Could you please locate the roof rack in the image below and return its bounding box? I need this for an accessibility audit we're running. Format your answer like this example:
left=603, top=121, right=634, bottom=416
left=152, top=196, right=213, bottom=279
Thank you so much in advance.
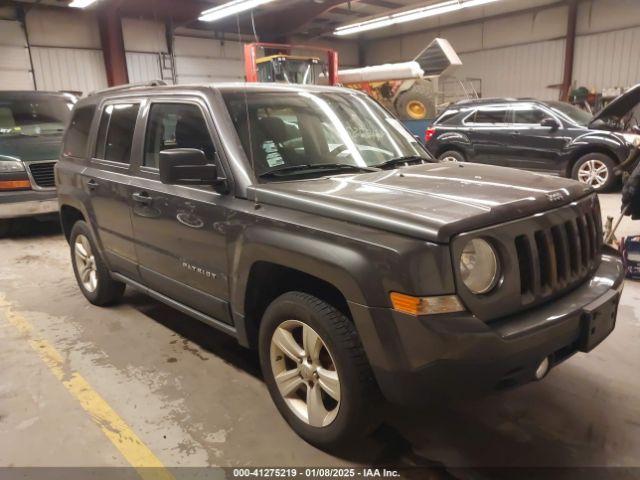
left=88, top=80, right=168, bottom=96
left=454, top=97, right=519, bottom=105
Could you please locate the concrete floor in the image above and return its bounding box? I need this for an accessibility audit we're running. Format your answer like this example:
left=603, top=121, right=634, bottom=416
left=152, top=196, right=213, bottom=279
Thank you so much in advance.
left=1, top=193, right=639, bottom=475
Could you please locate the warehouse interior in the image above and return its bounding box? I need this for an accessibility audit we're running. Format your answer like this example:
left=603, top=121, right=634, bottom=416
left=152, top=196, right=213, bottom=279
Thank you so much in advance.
left=1, top=0, right=640, bottom=477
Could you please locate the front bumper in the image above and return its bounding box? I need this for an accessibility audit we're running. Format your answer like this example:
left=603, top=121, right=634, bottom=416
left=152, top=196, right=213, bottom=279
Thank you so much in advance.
left=350, top=251, right=625, bottom=405
left=0, top=190, right=58, bottom=220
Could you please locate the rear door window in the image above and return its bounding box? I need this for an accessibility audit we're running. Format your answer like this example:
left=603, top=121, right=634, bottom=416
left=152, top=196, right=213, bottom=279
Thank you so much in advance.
left=94, top=103, right=140, bottom=163
left=64, top=105, right=96, bottom=157
left=469, top=108, right=509, bottom=124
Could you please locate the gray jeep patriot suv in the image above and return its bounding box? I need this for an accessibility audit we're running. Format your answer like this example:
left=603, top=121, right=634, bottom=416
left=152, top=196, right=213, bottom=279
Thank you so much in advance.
left=56, top=82, right=625, bottom=450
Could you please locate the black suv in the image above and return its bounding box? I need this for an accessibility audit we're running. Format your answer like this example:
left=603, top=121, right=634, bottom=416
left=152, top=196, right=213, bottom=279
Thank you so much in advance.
left=0, top=91, right=76, bottom=236
left=425, top=91, right=640, bottom=191
left=56, top=83, right=624, bottom=450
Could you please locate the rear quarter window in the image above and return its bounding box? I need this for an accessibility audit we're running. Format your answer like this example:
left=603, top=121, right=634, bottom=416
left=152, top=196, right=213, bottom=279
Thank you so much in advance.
left=434, top=110, right=459, bottom=125
left=63, top=105, right=96, bottom=158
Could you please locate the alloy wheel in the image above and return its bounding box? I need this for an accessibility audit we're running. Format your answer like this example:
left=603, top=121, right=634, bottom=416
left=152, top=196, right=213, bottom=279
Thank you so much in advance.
left=270, top=320, right=341, bottom=428
left=74, top=234, right=98, bottom=293
left=577, top=159, right=609, bottom=189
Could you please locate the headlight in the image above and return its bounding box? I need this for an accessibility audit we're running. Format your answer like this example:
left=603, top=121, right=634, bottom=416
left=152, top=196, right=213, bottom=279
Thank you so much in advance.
left=621, top=133, right=640, bottom=147
left=0, top=158, right=25, bottom=173
left=460, top=239, right=499, bottom=294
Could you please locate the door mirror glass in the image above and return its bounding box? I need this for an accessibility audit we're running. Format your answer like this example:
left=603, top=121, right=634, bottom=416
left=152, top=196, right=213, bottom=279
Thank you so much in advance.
left=541, top=117, right=561, bottom=130
left=159, top=148, right=222, bottom=186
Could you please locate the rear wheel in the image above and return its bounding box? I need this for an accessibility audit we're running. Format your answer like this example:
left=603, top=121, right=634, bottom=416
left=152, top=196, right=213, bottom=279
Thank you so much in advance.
left=70, top=220, right=125, bottom=306
left=571, top=153, right=617, bottom=191
left=438, top=150, right=466, bottom=163
left=259, top=292, right=380, bottom=450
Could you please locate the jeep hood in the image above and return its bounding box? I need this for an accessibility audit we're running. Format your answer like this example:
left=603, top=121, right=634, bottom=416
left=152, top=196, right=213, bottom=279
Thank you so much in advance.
left=0, top=133, right=63, bottom=162
left=590, top=83, right=640, bottom=128
left=252, top=163, right=592, bottom=243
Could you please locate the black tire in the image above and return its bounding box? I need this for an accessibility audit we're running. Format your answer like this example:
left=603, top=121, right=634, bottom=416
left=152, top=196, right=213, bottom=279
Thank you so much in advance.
left=571, top=153, right=618, bottom=192
left=0, top=220, right=11, bottom=238
left=69, top=220, right=125, bottom=306
left=394, top=79, right=436, bottom=120
left=259, top=291, right=380, bottom=450
left=438, top=150, right=466, bottom=163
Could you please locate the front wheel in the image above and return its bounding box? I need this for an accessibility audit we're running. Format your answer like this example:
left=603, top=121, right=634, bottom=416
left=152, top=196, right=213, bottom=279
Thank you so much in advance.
left=571, top=153, right=618, bottom=191
left=259, top=292, right=380, bottom=450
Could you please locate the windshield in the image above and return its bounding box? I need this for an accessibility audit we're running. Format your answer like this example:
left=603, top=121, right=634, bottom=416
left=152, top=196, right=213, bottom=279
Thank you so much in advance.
left=222, top=90, right=432, bottom=180
left=546, top=101, right=593, bottom=127
left=0, top=95, right=74, bottom=137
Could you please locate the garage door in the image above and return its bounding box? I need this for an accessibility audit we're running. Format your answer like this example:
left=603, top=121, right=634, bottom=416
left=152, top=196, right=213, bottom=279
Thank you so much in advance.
left=26, top=9, right=108, bottom=95
left=122, top=19, right=174, bottom=84
left=30, top=47, right=107, bottom=94
left=0, top=19, right=34, bottom=90
left=174, top=36, right=244, bottom=84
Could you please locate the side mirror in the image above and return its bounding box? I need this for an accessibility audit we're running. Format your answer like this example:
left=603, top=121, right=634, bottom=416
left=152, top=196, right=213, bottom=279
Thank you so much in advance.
left=541, top=117, right=561, bottom=130
left=159, top=148, right=224, bottom=187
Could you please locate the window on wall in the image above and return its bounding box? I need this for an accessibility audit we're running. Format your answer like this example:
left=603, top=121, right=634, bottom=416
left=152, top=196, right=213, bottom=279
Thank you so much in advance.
left=64, top=105, right=96, bottom=158
left=144, top=103, right=215, bottom=169
left=512, top=106, right=547, bottom=124
left=94, top=103, right=140, bottom=163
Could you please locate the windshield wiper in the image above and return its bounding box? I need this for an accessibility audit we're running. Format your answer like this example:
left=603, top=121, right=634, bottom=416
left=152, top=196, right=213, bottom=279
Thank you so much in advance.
left=258, top=163, right=378, bottom=179
left=374, top=155, right=430, bottom=170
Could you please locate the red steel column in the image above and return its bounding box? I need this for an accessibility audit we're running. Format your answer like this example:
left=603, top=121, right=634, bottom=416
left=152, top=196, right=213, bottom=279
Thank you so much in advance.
left=98, top=8, right=128, bottom=86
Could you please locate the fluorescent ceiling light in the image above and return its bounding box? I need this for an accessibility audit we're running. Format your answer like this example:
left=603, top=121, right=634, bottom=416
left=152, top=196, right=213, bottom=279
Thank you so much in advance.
left=199, top=0, right=277, bottom=22
left=68, top=0, right=99, bottom=8
left=334, top=0, right=502, bottom=36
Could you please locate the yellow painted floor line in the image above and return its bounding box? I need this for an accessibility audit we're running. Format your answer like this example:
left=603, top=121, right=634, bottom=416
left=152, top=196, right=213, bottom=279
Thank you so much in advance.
left=0, top=295, right=175, bottom=480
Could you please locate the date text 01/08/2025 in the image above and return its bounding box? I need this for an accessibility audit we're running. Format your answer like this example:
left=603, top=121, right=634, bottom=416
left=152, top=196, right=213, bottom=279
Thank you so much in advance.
left=231, top=468, right=400, bottom=478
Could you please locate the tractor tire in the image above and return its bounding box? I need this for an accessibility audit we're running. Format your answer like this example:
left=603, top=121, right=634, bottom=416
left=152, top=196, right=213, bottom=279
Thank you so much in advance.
left=394, top=80, right=436, bottom=121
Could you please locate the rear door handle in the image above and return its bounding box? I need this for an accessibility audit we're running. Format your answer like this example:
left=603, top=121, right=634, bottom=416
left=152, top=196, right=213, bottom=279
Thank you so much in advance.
left=132, top=191, right=153, bottom=205
left=87, top=179, right=99, bottom=191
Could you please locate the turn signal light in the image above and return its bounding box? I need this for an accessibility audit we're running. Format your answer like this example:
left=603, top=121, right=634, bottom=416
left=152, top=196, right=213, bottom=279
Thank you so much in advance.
left=424, top=127, right=436, bottom=143
left=0, top=179, right=31, bottom=191
left=390, top=292, right=465, bottom=316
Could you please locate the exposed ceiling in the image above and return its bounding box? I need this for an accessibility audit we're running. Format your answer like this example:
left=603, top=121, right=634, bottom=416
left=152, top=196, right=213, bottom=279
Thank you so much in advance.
left=7, top=0, right=565, bottom=41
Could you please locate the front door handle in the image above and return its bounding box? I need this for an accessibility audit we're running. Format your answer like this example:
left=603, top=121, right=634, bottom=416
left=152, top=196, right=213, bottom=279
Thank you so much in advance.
left=132, top=191, right=153, bottom=205
left=87, top=179, right=99, bottom=191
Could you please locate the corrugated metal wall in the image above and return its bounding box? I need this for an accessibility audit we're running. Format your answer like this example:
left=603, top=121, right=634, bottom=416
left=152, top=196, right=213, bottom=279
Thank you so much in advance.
left=362, top=0, right=640, bottom=101
left=574, top=26, right=640, bottom=91
left=458, top=40, right=566, bottom=100
left=0, top=19, right=34, bottom=90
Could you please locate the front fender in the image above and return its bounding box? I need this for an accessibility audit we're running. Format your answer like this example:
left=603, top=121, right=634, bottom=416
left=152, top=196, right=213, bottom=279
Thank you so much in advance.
left=567, top=131, right=630, bottom=163
left=229, top=225, right=374, bottom=313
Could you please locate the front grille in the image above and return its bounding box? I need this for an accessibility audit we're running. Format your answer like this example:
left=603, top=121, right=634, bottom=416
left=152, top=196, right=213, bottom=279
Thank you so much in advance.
left=28, top=162, right=56, bottom=188
left=515, top=204, right=602, bottom=304
left=452, top=194, right=603, bottom=322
